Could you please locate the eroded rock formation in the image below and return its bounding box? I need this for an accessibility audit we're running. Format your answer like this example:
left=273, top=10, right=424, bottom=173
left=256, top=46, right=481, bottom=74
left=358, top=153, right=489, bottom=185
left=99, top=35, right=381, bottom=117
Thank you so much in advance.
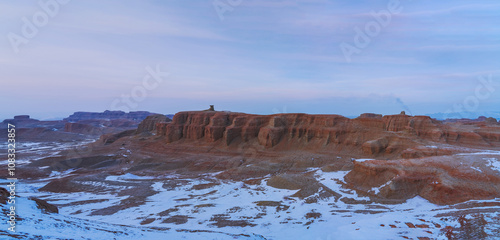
left=156, top=111, right=500, bottom=158
left=344, top=155, right=500, bottom=205
left=135, top=114, right=171, bottom=134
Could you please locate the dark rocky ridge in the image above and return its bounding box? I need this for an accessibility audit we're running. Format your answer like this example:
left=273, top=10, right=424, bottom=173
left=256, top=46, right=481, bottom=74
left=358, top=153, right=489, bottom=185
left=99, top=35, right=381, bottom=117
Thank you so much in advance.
left=0, top=111, right=166, bottom=142
left=64, top=110, right=156, bottom=122
left=1, top=115, right=65, bottom=129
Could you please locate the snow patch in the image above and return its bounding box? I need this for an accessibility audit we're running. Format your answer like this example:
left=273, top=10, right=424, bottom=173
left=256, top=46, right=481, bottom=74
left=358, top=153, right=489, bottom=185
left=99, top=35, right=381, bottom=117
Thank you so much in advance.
left=355, top=158, right=375, bottom=162
left=370, top=180, right=392, bottom=195
left=49, top=168, right=76, bottom=177
left=470, top=166, right=483, bottom=172
left=105, top=173, right=154, bottom=182
left=458, top=151, right=500, bottom=156
left=485, top=158, right=500, bottom=172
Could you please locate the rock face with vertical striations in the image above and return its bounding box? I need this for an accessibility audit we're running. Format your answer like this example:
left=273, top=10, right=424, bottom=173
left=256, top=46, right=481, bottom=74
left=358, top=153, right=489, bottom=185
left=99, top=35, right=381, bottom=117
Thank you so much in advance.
left=144, top=111, right=500, bottom=205
left=156, top=111, right=500, bottom=158
left=135, top=114, right=171, bottom=134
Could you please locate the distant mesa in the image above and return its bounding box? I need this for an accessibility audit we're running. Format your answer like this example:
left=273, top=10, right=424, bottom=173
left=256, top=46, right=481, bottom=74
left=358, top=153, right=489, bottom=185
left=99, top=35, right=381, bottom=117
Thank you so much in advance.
left=443, top=116, right=498, bottom=124
left=64, top=110, right=155, bottom=122
left=155, top=110, right=500, bottom=156
left=2, top=115, right=45, bottom=128
left=4, top=115, right=39, bottom=123
left=63, top=111, right=165, bottom=137
left=0, top=110, right=169, bottom=142
left=14, top=115, right=31, bottom=120
left=429, top=111, right=500, bottom=121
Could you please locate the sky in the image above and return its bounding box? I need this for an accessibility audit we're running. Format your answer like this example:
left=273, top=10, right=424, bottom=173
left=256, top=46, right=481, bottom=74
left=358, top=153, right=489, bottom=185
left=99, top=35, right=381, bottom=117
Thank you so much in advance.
left=1, top=0, right=500, bottom=120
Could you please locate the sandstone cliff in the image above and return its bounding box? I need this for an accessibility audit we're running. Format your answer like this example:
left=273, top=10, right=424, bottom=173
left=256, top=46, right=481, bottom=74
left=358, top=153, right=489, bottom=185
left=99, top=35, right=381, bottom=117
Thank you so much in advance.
left=156, top=111, right=500, bottom=158
left=135, top=114, right=171, bottom=134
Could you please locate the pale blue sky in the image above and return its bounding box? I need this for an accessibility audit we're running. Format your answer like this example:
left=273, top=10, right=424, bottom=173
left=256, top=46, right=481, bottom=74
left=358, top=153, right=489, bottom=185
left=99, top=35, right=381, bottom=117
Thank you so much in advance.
left=1, top=0, right=499, bottom=120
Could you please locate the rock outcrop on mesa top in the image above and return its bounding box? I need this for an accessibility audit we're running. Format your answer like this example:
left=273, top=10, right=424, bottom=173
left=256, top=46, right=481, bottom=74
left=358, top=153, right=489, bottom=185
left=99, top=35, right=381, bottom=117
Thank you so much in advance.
left=156, top=111, right=500, bottom=159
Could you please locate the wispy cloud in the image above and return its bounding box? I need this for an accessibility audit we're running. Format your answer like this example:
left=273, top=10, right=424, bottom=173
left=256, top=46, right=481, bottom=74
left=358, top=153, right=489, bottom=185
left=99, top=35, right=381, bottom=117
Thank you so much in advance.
left=1, top=0, right=499, bottom=120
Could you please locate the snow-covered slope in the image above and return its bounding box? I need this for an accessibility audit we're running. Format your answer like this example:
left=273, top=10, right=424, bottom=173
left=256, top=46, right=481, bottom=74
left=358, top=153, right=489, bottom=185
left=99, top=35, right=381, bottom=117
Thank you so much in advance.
left=2, top=143, right=500, bottom=239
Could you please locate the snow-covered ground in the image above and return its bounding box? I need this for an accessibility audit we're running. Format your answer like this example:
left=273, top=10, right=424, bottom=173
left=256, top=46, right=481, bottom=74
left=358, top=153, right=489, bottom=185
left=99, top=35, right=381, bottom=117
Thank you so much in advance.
left=2, top=174, right=443, bottom=240
left=6, top=169, right=500, bottom=239
left=1, top=195, right=265, bottom=239
left=0, top=139, right=96, bottom=166
left=2, top=144, right=500, bottom=239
